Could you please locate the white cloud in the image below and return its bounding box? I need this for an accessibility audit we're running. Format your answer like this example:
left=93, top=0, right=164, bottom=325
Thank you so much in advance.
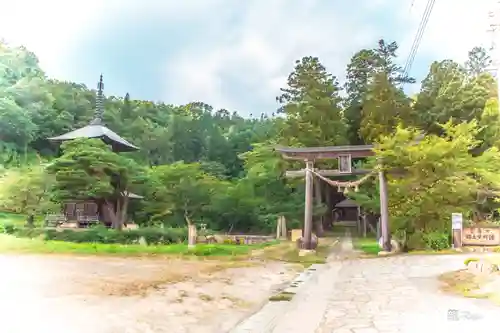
left=0, top=0, right=225, bottom=81
left=164, top=0, right=495, bottom=114
left=0, top=0, right=494, bottom=115
left=164, top=0, right=381, bottom=112
left=398, top=0, right=492, bottom=68
left=0, top=0, right=106, bottom=80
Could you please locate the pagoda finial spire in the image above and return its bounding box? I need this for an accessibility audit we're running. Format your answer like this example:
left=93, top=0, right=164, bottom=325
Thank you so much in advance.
left=90, top=74, right=105, bottom=125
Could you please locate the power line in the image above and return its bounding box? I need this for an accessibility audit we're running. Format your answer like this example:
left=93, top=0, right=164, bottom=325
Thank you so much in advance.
left=403, top=0, right=432, bottom=74
left=403, top=0, right=436, bottom=75
left=402, top=0, right=436, bottom=79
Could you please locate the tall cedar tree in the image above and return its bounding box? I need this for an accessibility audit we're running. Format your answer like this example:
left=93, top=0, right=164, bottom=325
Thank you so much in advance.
left=277, top=56, right=348, bottom=147
left=344, top=39, right=414, bottom=144
left=359, top=72, right=413, bottom=143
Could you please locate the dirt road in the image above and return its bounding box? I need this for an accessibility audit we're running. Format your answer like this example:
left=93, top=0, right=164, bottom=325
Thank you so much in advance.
left=0, top=254, right=298, bottom=333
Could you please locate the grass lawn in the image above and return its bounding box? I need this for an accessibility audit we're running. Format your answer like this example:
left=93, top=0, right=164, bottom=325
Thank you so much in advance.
left=438, top=256, right=500, bottom=305
left=257, top=237, right=338, bottom=267
left=0, top=211, right=280, bottom=258
left=353, top=236, right=461, bottom=256
left=352, top=237, right=380, bottom=255
left=439, top=255, right=500, bottom=305
left=438, top=270, right=488, bottom=298
left=0, top=211, right=333, bottom=265
left=0, top=211, right=47, bottom=228
left=0, top=211, right=33, bottom=226
left=0, top=234, right=278, bottom=258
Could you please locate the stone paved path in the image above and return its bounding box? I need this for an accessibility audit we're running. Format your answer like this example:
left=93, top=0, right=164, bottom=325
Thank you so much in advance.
left=231, top=239, right=500, bottom=333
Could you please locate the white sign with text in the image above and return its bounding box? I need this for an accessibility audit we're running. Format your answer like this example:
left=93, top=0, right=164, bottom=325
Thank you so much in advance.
left=451, top=213, right=463, bottom=230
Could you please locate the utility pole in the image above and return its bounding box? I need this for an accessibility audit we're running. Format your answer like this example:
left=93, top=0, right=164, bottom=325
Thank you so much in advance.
left=488, top=1, right=500, bottom=111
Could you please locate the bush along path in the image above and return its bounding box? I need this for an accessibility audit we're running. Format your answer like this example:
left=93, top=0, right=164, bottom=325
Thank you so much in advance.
left=0, top=224, right=191, bottom=244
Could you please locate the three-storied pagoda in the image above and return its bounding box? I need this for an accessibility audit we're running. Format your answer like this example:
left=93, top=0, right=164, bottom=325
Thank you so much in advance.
left=48, top=75, right=141, bottom=228
left=49, top=75, right=139, bottom=152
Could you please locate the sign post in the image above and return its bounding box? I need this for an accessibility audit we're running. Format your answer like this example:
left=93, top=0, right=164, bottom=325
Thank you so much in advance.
left=451, top=213, right=463, bottom=249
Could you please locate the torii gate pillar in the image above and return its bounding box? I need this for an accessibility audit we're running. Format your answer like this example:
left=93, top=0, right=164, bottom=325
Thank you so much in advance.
left=378, top=171, right=391, bottom=252
left=303, top=160, right=314, bottom=250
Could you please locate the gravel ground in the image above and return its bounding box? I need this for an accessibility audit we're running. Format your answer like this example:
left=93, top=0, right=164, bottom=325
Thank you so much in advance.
left=231, top=239, right=500, bottom=333
left=0, top=254, right=299, bottom=333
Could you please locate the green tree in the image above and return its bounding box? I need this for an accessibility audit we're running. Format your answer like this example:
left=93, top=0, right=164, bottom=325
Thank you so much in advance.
left=373, top=39, right=415, bottom=85
left=0, top=165, right=57, bottom=221
left=146, top=162, right=225, bottom=228
left=465, top=46, right=492, bottom=77
left=344, top=49, right=379, bottom=144
left=0, top=42, right=53, bottom=161
left=374, top=121, right=500, bottom=247
left=359, top=72, right=413, bottom=142
left=238, top=143, right=305, bottom=230
left=413, top=60, right=495, bottom=134
left=478, top=98, right=500, bottom=150
left=344, top=39, right=414, bottom=144
left=47, top=139, right=145, bottom=229
left=277, top=56, right=347, bottom=146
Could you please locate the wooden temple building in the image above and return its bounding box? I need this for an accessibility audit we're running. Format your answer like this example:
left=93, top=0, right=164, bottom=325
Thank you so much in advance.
left=276, top=145, right=392, bottom=252
left=47, top=75, right=142, bottom=228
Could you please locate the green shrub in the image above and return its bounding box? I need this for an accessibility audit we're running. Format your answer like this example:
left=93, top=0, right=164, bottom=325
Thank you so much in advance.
left=133, top=227, right=188, bottom=245
left=1, top=225, right=189, bottom=245
left=405, top=230, right=451, bottom=251
left=406, top=230, right=427, bottom=250
left=0, top=223, right=17, bottom=234
left=13, top=227, right=45, bottom=238
left=423, top=232, right=450, bottom=251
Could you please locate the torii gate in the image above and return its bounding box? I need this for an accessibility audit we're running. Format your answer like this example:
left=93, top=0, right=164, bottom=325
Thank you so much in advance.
left=276, top=145, right=391, bottom=252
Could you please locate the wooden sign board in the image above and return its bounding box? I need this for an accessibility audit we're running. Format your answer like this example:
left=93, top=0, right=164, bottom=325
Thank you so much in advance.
left=461, top=227, right=500, bottom=246
left=338, top=154, right=352, bottom=173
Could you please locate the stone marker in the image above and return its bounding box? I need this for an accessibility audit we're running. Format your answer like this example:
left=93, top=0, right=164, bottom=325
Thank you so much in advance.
left=276, top=216, right=287, bottom=240
left=188, top=224, right=197, bottom=249
left=138, top=236, right=147, bottom=246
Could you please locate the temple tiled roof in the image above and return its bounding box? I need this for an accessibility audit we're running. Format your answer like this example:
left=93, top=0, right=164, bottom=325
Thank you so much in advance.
left=49, top=124, right=139, bottom=152
left=48, top=75, right=139, bottom=152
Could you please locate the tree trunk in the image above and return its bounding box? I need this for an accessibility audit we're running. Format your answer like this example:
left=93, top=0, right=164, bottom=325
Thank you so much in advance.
left=104, top=200, right=123, bottom=230
left=120, top=196, right=129, bottom=227
left=185, top=214, right=197, bottom=248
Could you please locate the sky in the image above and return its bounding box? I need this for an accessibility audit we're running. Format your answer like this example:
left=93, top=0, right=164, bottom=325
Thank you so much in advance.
left=0, top=0, right=494, bottom=116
